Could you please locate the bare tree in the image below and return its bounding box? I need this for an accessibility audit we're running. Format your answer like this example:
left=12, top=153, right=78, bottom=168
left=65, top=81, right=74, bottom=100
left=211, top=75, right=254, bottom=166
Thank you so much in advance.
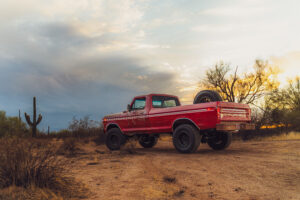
left=202, top=60, right=279, bottom=105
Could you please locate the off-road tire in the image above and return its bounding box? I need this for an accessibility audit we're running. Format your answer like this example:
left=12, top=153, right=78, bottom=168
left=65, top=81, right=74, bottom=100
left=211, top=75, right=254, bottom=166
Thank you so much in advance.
left=207, top=132, right=232, bottom=150
left=139, top=135, right=158, bottom=148
left=173, top=124, right=201, bottom=153
left=193, top=90, right=222, bottom=104
left=106, top=128, right=127, bottom=150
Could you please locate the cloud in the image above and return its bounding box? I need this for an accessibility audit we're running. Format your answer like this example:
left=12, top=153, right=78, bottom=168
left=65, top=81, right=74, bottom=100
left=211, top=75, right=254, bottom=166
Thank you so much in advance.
left=0, top=54, right=179, bottom=129
left=0, top=0, right=180, bottom=130
left=200, top=6, right=265, bottom=17
left=199, top=1, right=269, bottom=17
left=0, top=18, right=180, bottom=130
left=192, top=24, right=235, bottom=33
left=270, top=51, right=300, bottom=85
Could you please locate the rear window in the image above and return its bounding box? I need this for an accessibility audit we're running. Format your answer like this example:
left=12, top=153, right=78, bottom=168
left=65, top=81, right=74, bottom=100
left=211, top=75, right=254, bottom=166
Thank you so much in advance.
left=152, top=96, right=180, bottom=108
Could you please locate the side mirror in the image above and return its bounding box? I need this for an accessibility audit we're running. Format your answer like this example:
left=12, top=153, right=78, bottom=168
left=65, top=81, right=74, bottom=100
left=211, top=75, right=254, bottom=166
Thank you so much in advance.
left=127, top=104, right=131, bottom=112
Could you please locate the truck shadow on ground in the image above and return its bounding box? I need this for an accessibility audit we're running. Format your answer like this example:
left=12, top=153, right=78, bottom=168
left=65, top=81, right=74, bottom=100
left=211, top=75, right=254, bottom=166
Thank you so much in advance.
left=134, top=146, right=260, bottom=155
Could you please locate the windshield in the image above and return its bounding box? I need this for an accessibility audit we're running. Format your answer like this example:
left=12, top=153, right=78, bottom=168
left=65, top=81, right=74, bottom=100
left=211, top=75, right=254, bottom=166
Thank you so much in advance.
left=132, top=98, right=146, bottom=110
left=152, top=96, right=180, bottom=108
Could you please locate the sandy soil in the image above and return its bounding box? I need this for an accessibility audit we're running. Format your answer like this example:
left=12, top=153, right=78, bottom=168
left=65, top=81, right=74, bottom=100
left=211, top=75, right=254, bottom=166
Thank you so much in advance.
left=69, top=139, right=300, bottom=200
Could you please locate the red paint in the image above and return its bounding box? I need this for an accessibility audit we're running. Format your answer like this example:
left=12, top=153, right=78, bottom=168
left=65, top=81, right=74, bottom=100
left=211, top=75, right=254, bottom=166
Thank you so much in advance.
left=102, top=94, right=252, bottom=134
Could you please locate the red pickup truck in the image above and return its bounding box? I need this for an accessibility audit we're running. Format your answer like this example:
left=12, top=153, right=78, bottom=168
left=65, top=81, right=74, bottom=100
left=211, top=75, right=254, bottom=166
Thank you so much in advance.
left=103, top=90, right=254, bottom=153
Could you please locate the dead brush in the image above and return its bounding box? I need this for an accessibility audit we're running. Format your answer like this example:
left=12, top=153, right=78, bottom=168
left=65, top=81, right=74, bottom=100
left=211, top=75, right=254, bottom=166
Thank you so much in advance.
left=93, top=130, right=106, bottom=146
left=57, top=137, right=79, bottom=157
left=0, top=138, right=85, bottom=199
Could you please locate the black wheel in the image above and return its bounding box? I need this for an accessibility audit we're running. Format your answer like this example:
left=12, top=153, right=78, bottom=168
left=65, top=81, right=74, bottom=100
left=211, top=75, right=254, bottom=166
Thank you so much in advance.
left=193, top=90, right=222, bottom=104
left=172, top=124, right=201, bottom=153
left=105, top=128, right=127, bottom=150
left=207, top=132, right=232, bottom=150
left=139, top=135, right=158, bottom=148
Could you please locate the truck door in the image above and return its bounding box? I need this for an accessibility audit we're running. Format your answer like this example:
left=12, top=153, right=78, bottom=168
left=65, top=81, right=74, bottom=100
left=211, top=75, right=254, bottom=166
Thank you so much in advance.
left=128, top=97, right=147, bottom=132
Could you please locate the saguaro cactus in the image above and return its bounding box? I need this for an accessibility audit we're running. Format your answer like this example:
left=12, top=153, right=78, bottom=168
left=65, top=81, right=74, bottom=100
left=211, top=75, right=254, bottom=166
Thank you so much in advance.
left=25, top=97, right=42, bottom=137
left=18, top=109, right=21, bottom=122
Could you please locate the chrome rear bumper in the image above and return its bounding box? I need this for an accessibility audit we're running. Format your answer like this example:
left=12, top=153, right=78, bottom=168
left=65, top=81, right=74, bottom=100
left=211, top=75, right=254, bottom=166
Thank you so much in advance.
left=216, top=123, right=255, bottom=131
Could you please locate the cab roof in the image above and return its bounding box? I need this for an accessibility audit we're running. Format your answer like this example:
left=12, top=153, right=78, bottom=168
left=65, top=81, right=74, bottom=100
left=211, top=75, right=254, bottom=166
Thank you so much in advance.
left=134, top=93, right=179, bottom=99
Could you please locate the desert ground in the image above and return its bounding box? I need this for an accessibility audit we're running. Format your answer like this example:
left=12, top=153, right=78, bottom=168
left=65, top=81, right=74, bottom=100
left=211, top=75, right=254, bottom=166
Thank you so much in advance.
left=68, top=138, right=300, bottom=200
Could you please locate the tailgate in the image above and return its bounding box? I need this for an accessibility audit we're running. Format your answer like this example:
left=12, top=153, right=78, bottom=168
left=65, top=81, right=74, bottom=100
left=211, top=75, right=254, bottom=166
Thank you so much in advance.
left=217, top=101, right=251, bottom=122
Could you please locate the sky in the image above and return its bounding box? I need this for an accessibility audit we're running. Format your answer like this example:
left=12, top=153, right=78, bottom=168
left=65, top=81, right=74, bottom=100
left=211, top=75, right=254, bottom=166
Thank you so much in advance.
left=0, top=0, right=300, bottom=130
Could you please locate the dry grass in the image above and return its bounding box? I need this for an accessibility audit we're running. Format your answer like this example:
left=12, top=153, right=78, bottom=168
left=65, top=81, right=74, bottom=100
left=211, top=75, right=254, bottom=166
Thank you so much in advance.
left=0, top=186, right=61, bottom=200
left=57, top=137, right=79, bottom=157
left=0, top=138, right=87, bottom=199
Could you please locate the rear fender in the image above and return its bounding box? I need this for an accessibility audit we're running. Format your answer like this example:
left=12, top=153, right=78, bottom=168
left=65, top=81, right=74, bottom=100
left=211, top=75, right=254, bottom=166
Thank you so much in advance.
left=172, top=118, right=200, bottom=132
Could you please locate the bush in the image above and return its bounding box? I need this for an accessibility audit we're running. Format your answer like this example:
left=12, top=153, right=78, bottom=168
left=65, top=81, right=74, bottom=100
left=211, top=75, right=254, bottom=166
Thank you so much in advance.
left=263, top=77, right=300, bottom=131
left=234, top=128, right=299, bottom=141
left=68, top=116, right=101, bottom=138
left=93, top=129, right=106, bottom=145
left=57, top=137, right=78, bottom=156
left=0, top=111, right=28, bottom=138
left=45, top=117, right=104, bottom=141
left=0, top=138, right=84, bottom=198
left=0, top=138, right=61, bottom=188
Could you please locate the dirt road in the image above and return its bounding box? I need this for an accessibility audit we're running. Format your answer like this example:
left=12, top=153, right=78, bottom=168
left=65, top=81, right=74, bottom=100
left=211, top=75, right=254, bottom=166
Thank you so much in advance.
left=70, top=139, right=300, bottom=200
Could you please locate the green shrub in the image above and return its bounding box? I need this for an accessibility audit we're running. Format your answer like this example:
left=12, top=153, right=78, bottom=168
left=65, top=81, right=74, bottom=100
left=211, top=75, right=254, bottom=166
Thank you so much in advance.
left=0, top=111, right=28, bottom=138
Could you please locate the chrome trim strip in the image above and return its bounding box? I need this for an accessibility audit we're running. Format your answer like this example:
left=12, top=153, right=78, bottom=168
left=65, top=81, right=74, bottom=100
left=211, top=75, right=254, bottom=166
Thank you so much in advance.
left=149, top=109, right=207, bottom=117
left=105, top=108, right=209, bottom=121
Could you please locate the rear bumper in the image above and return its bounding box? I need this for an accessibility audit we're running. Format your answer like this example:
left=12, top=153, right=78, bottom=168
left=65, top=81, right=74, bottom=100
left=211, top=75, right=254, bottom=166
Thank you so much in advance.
left=216, top=122, right=255, bottom=131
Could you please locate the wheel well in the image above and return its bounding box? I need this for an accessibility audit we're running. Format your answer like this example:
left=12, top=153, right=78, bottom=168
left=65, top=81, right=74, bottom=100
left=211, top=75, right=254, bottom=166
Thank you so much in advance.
left=106, top=124, right=121, bottom=132
left=172, top=119, right=199, bottom=132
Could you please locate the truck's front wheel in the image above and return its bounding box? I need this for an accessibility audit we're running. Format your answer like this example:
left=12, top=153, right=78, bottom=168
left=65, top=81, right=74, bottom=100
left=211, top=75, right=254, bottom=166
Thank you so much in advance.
left=173, top=124, right=201, bottom=153
left=207, top=132, right=232, bottom=150
left=139, top=135, right=158, bottom=148
left=106, top=128, right=127, bottom=150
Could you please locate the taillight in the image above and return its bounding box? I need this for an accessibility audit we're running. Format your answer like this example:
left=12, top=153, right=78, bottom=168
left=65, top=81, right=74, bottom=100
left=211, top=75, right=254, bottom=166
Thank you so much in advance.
left=217, top=107, right=221, bottom=120
left=206, top=107, right=215, bottom=111
left=248, top=109, right=251, bottom=120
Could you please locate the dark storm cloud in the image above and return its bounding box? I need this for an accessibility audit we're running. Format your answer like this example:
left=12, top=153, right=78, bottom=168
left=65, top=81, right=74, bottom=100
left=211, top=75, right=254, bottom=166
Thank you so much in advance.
left=0, top=21, right=178, bottom=130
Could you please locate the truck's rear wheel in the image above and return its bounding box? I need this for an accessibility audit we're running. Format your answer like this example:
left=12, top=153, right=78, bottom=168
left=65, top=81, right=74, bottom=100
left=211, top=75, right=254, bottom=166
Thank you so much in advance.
left=194, top=90, right=222, bottom=104
left=139, top=135, right=158, bottom=148
left=106, top=128, right=126, bottom=150
left=207, top=132, right=232, bottom=150
left=173, top=124, right=201, bottom=153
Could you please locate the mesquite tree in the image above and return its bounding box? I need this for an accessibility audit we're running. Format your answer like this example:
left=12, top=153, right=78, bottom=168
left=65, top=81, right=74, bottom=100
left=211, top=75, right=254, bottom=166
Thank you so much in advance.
left=25, top=97, right=42, bottom=137
left=202, top=60, right=279, bottom=105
